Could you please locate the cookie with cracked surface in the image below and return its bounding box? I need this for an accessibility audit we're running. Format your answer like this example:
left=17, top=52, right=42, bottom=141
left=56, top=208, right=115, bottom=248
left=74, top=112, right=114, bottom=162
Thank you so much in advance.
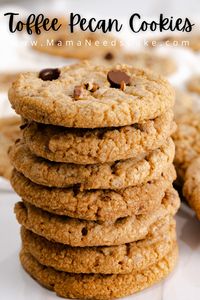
left=91, top=51, right=177, bottom=76
left=187, top=75, right=200, bottom=95
left=173, top=112, right=200, bottom=179
left=33, top=29, right=121, bottom=60
left=183, top=157, right=200, bottom=220
left=11, top=166, right=176, bottom=221
left=8, top=62, right=175, bottom=128
left=9, top=138, right=175, bottom=189
left=23, top=110, right=175, bottom=164
left=20, top=246, right=178, bottom=300
left=21, top=217, right=176, bottom=274
left=0, top=116, right=21, bottom=179
left=15, top=189, right=180, bottom=247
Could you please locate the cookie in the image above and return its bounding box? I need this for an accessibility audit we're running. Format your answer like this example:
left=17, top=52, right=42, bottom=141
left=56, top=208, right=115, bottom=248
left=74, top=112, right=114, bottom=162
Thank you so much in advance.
left=183, top=157, right=200, bottom=219
left=11, top=166, right=176, bottom=221
left=20, top=246, right=178, bottom=300
left=148, top=34, right=200, bottom=52
left=23, top=110, right=175, bottom=164
left=15, top=189, right=180, bottom=247
left=0, top=116, right=21, bottom=179
left=21, top=217, right=176, bottom=274
left=9, top=138, right=175, bottom=189
left=174, top=89, right=194, bottom=117
left=173, top=112, right=200, bottom=179
left=8, top=62, right=175, bottom=128
left=187, top=75, right=200, bottom=95
left=91, top=51, right=177, bottom=76
left=33, top=29, right=121, bottom=59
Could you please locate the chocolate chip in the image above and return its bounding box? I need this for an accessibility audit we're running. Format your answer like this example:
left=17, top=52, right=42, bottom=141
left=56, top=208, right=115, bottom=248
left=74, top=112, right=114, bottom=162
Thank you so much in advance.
left=20, top=123, right=28, bottom=130
left=55, top=39, right=63, bottom=46
left=104, top=52, right=114, bottom=60
left=39, top=68, right=60, bottom=81
left=107, top=70, right=131, bottom=88
left=81, top=227, right=88, bottom=236
left=73, top=85, right=83, bottom=100
left=15, top=138, right=21, bottom=144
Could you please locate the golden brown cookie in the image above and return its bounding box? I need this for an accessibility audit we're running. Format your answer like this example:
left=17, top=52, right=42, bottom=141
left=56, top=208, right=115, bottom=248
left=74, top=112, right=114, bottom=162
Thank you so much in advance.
left=11, top=166, right=176, bottom=221
left=173, top=112, right=200, bottom=179
left=20, top=245, right=178, bottom=300
left=187, top=75, right=200, bottom=95
left=15, top=189, right=180, bottom=247
left=8, top=62, right=175, bottom=128
left=0, top=116, right=21, bottom=179
left=183, top=157, right=200, bottom=219
left=91, top=51, right=177, bottom=76
left=21, top=217, right=176, bottom=274
left=148, top=34, right=200, bottom=52
left=174, top=89, right=194, bottom=117
left=9, top=138, right=175, bottom=189
left=33, top=29, right=121, bottom=59
left=23, top=110, right=175, bottom=164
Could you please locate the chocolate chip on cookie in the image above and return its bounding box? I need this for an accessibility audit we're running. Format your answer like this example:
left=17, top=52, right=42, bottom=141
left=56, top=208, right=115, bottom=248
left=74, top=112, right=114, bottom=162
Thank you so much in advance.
left=107, top=69, right=131, bottom=88
left=39, top=68, right=60, bottom=81
left=104, top=52, right=114, bottom=60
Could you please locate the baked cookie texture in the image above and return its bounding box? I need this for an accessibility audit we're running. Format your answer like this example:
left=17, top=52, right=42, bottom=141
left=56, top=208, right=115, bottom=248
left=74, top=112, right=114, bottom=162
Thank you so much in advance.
left=8, top=63, right=179, bottom=299
left=20, top=246, right=178, bottom=300
left=0, top=116, right=21, bottom=179
left=23, top=110, right=175, bottom=164
left=183, top=157, right=200, bottom=219
left=8, top=62, right=175, bottom=128
left=173, top=112, right=200, bottom=179
left=173, top=111, right=200, bottom=219
left=15, top=189, right=180, bottom=247
left=9, top=138, right=175, bottom=189
left=11, top=166, right=176, bottom=221
left=21, top=217, right=176, bottom=274
left=90, top=51, right=177, bottom=76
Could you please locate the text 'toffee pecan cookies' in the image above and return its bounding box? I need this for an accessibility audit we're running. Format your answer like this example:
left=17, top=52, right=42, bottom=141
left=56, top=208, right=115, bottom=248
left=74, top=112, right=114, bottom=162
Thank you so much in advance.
left=8, top=62, right=175, bottom=128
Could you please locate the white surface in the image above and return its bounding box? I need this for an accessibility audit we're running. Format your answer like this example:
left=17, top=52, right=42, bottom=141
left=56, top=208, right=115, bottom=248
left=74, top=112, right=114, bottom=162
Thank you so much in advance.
left=0, top=190, right=200, bottom=300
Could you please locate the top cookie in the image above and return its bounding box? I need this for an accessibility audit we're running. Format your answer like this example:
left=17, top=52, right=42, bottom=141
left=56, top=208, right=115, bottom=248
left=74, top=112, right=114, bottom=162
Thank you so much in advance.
left=9, top=62, right=175, bottom=128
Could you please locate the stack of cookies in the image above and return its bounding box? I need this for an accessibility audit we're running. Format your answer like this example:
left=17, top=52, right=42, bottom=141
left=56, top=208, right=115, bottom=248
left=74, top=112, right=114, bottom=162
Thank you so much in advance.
left=8, top=62, right=180, bottom=299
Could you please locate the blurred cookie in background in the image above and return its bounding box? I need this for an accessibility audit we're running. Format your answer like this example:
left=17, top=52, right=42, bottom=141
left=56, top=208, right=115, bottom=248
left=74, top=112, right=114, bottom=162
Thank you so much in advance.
left=183, top=157, right=200, bottom=220
left=33, top=28, right=121, bottom=59
left=0, top=116, right=21, bottom=180
left=187, top=75, right=200, bottom=95
left=174, top=89, right=194, bottom=117
left=90, top=51, right=177, bottom=76
left=148, top=34, right=200, bottom=52
left=0, top=73, right=20, bottom=92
